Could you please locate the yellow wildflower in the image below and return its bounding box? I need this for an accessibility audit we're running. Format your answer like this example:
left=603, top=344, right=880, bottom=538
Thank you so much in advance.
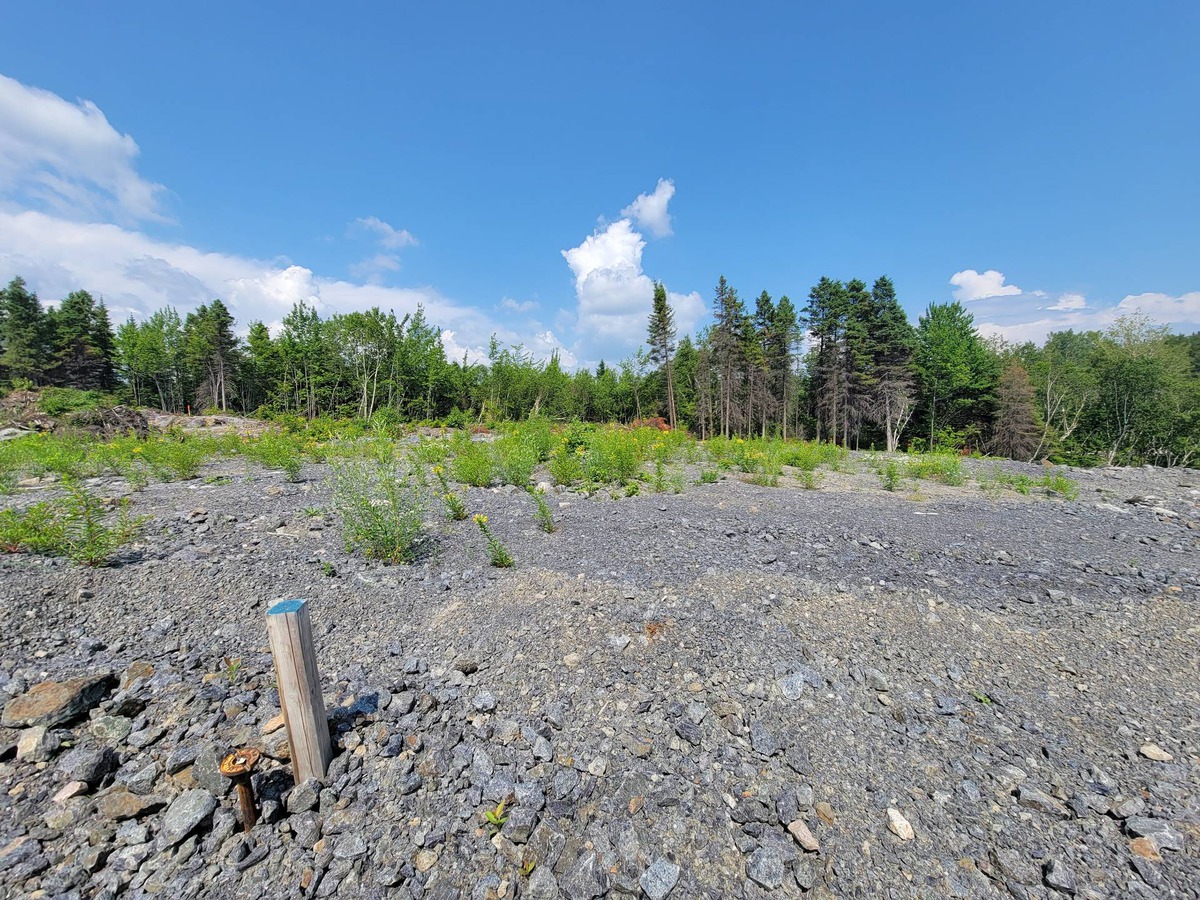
left=472, top=514, right=488, bottom=525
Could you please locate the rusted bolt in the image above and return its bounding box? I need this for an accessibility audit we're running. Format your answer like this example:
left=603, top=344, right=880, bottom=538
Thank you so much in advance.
left=220, top=747, right=261, bottom=832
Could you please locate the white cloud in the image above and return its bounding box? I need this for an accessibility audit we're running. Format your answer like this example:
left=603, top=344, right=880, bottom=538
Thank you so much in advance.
left=619, top=178, right=675, bottom=238
left=500, top=297, right=538, bottom=313
left=533, top=330, right=577, bottom=368
left=352, top=216, right=417, bottom=250
left=1045, top=292, right=1087, bottom=311
left=1117, top=291, right=1200, bottom=323
left=949, top=269, right=1022, bottom=302
left=0, top=208, right=534, bottom=363
left=0, top=73, right=165, bottom=222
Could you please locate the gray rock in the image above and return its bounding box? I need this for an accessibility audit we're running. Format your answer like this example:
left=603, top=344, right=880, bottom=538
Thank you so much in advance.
left=1043, top=858, right=1076, bottom=894
left=472, top=691, right=497, bottom=712
left=862, top=667, right=891, bottom=691
left=1016, top=786, right=1069, bottom=817
left=639, top=857, right=680, bottom=900
left=164, top=745, right=199, bottom=775
left=288, top=778, right=321, bottom=813
left=561, top=850, right=609, bottom=899
left=750, top=722, right=779, bottom=757
left=122, top=761, right=158, bottom=795
left=59, top=745, right=117, bottom=788
left=1125, top=816, right=1185, bottom=852
left=523, top=865, right=562, bottom=900
left=746, top=845, right=784, bottom=889
left=192, top=744, right=230, bottom=797
left=159, top=789, right=217, bottom=847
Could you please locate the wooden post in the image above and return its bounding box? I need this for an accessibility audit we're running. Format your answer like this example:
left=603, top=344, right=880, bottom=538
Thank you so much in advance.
left=266, top=598, right=332, bottom=783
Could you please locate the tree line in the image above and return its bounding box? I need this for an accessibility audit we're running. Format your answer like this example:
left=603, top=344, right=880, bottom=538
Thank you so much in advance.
left=2, top=273, right=1196, bottom=466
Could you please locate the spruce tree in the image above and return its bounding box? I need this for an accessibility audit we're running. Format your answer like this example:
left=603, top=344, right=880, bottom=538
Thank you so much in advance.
left=647, top=281, right=678, bottom=428
left=0, top=277, right=48, bottom=385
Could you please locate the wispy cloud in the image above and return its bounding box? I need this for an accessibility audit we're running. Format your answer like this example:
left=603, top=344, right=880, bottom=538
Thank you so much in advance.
left=0, top=73, right=166, bottom=223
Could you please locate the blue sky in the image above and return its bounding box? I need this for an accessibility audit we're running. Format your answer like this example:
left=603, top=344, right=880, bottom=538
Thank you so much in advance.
left=1, top=1, right=1197, bottom=366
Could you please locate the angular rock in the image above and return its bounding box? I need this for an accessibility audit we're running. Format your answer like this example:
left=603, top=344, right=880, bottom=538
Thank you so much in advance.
left=788, top=819, right=820, bottom=852
left=159, top=789, right=217, bottom=846
left=2, top=672, right=115, bottom=728
left=886, top=807, right=914, bottom=840
left=639, top=857, right=680, bottom=900
left=746, top=845, right=784, bottom=890
left=1016, top=786, right=1069, bottom=817
left=1138, top=742, right=1173, bottom=762
left=97, top=788, right=165, bottom=821
left=1125, top=817, right=1185, bottom=852
left=1043, top=858, right=1076, bottom=894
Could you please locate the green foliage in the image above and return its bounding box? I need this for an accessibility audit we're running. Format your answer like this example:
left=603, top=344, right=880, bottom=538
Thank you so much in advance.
left=0, top=483, right=144, bottom=565
left=583, top=428, right=642, bottom=484
left=242, top=432, right=304, bottom=481
left=798, top=468, right=823, bottom=490
left=433, top=466, right=468, bottom=520
left=904, top=451, right=965, bottom=485
left=473, top=514, right=513, bottom=567
left=223, top=656, right=242, bottom=685
left=1040, top=471, right=1079, bottom=500
left=880, top=460, right=902, bottom=491
left=450, top=435, right=494, bottom=487
left=331, top=458, right=424, bottom=563
left=698, top=468, right=719, bottom=484
left=38, top=387, right=110, bottom=416
left=529, top=487, right=556, bottom=533
left=547, top=442, right=584, bottom=486
left=412, top=437, right=449, bottom=467
left=139, top=436, right=212, bottom=481
left=491, top=433, right=537, bottom=487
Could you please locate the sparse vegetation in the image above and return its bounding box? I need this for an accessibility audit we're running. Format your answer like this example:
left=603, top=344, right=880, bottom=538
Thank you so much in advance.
left=473, top=514, right=513, bottom=567
left=330, top=458, right=424, bottom=563
left=529, top=487, right=556, bottom=533
left=0, top=482, right=144, bottom=566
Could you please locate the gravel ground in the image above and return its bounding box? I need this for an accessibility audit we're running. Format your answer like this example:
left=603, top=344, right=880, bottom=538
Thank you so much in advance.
left=1, top=452, right=1197, bottom=899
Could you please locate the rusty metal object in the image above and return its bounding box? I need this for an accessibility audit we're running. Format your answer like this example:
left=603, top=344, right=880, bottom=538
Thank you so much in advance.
left=220, top=747, right=262, bottom=832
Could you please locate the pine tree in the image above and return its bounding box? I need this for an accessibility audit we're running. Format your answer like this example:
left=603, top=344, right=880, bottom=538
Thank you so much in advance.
left=915, top=301, right=998, bottom=450
left=770, top=295, right=800, bottom=438
left=802, top=277, right=848, bottom=443
left=647, top=281, right=678, bottom=428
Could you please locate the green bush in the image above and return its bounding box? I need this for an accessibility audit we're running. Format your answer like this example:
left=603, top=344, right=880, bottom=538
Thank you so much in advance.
left=39, top=388, right=110, bottom=416
left=492, top=434, right=537, bottom=487
left=529, top=487, right=556, bottom=533
left=880, top=460, right=902, bottom=491
left=1040, top=472, right=1079, bottom=500
left=140, top=437, right=212, bottom=481
left=242, top=433, right=304, bottom=481
left=450, top=435, right=494, bottom=487
left=330, top=459, right=424, bottom=563
left=584, top=428, right=642, bottom=484
left=548, top=443, right=584, bottom=486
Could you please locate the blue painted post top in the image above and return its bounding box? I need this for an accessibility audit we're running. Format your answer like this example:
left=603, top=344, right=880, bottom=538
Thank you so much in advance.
left=268, top=598, right=308, bottom=616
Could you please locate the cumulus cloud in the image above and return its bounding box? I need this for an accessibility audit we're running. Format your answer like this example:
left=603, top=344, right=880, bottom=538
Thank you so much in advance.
left=619, top=178, right=675, bottom=238
left=949, top=269, right=1023, bottom=302
left=347, top=216, right=417, bottom=282
left=0, top=73, right=165, bottom=222
left=1117, top=291, right=1200, bottom=323
left=560, top=181, right=701, bottom=364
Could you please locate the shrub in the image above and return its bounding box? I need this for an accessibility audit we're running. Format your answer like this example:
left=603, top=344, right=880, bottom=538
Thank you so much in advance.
left=38, top=388, right=110, bottom=416
left=584, top=428, right=641, bottom=484
left=548, top=442, right=584, bottom=486
left=450, top=435, right=494, bottom=487
left=242, top=433, right=303, bottom=481
left=905, top=452, right=965, bottom=485
left=140, top=437, right=211, bottom=481
left=492, top=434, right=537, bottom=487
left=412, top=437, right=449, bottom=467
left=880, top=460, right=902, bottom=491
left=434, top=466, right=468, bottom=520
left=698, top=468, right=719, bottom=484
left=330, top=459, right=424, bottom=563
left=799, top=469, right=823, bottom=490
left=1040, top=472, right=1079, bottom=500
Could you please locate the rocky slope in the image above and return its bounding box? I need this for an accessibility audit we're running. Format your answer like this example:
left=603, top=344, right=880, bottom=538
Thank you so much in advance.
left=0, top=455, right=1197, bottom=899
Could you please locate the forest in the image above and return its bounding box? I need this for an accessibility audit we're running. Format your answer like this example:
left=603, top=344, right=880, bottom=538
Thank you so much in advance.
left=1, top=273, right=1196, bottom=468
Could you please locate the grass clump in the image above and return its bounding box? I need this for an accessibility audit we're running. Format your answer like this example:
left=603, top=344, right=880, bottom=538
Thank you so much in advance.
left=1040, top=471, right=1079, bottom=500
left=547, top=442, right=584, bottom=486
left=140, top=436, right=212, bottom=481
left=241, top=433, right=304, bottom=481
left=330, top=458, right=424, bottom=563
left=492, top=433, right=537, bottom=487
left=473, top=514, right=513, bottom=567
left=584, top=427, right=642, bottom=484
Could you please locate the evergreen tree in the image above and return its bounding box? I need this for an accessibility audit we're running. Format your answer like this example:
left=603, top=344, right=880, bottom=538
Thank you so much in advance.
left=769, top=296, right=800, bottom=438
left=865, top=276, right=916, bottom=451
left=802, top=276, right=848, bottom=443
left=184, top=300, right=240, bottom=412
left=711, top=276, right=747, bottom=436
left=647, top=281, right=678, bottom=428
left=0, top=276, right=49, bottom=384
left=46, top=290, right=111, bottom=389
